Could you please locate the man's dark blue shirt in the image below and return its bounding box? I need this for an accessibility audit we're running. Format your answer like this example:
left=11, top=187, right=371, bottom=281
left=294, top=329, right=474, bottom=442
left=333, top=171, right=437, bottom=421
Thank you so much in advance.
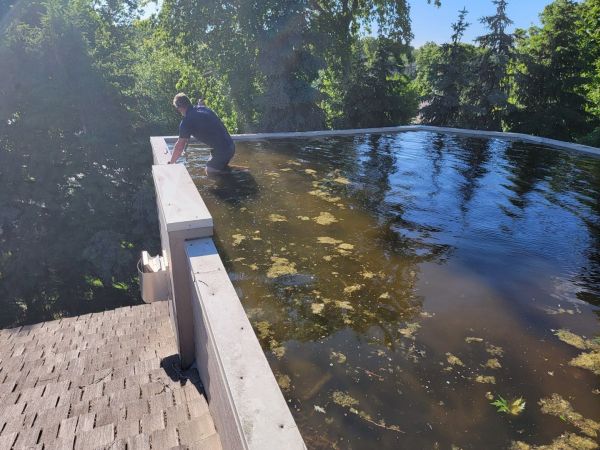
left=178, top=106, right=233, bottom=152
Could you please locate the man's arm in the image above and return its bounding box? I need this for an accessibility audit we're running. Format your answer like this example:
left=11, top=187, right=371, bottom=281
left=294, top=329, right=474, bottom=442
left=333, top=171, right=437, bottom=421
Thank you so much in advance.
left=169, top=138, right=188, bottom=164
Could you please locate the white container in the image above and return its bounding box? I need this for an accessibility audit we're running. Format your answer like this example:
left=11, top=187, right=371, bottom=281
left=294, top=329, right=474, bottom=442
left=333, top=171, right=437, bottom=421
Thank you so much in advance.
left=138, top=256, right=170, bottom=303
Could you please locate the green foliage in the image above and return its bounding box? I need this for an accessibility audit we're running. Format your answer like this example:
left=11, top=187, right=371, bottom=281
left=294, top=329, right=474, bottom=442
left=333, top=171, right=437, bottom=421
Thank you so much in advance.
left=342, top=37, right=417, bottom=128
left=0, top=0, right=157, bottom=327
left=468, top=0, right=514, bottom=130
left=412, top=42, right=443, bottom=99
left=491, top=396, right=526, bottom=415
left=420, top=8, right=477, bottom=127
left=508, top=0, right=593, bottom=141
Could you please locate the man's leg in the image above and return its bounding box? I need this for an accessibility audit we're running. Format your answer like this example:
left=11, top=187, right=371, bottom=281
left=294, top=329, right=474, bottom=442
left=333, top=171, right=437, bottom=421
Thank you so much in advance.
left=206, top=142, right=235, bottom=174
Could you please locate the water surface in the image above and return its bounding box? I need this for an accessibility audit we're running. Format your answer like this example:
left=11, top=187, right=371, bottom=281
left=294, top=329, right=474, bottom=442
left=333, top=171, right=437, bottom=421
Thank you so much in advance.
left=186, top=132, right=600, bottom=449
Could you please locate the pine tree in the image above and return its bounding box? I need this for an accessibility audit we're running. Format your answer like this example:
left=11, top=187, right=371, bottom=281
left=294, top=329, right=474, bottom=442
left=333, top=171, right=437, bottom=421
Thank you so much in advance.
left=420, top=8, right=474, bottom=126
left=343, top=37, right=417, bottom=128
left=509, top=0, right=592, bottom=141
left=471, top=0, right=514, bottom=130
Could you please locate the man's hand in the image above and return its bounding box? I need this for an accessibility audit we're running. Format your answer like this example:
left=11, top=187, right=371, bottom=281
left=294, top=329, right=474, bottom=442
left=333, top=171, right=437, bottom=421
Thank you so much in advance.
left=169, top=138, right=188, bottom=164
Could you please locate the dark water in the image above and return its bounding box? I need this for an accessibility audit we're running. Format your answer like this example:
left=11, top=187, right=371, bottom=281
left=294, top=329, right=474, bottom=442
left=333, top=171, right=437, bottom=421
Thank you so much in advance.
left=185, top=132, right=600, bottom=449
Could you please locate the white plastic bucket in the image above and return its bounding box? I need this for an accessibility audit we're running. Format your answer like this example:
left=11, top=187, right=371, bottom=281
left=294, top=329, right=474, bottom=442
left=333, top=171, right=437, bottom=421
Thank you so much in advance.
left=138, top=257, right=170, bottom=303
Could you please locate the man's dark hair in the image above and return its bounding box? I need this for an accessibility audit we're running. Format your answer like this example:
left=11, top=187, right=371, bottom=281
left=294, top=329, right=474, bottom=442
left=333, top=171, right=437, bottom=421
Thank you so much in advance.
left=173, top=93, right=192, bottom=109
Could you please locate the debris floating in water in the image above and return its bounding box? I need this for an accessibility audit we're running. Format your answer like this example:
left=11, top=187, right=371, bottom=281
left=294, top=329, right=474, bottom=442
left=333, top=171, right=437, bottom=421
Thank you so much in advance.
left=399, top=323, right=420, bottom=339
left=269, top=213, right=288, bottom=222
left=266, top=256, right=297, bottom=278
left=333, top=177, right=351, bottom=185
left=311, top=303, right=325, bottom=314
left=313, top=212, right=338, bottom=225
left=335, top=300, right=354, bottom=311
left=277, top=374, right=291, bottom=390
left=475, top=375, right=496, bottom=384
left=485, top=359, right=502, bottom=369
left=485, top=344, right=505, bottom=357
left=446, top=353, right=465, bottom=367
left=314, top=405, right=326, bottom=414
left=511, top=433, right=598, bottom=450
left=343, top=284, right=362, bottom=294
left=232, top=234, right=246, bottom=246
left=332, top=391, right=359, bottom=407
left=330, top=352, right=347, bottom=364
left=539, top=393, right=600, bottom=438
left=317, top=237, right=342, bottom=245
left=553, top=329, right=600, bottom=375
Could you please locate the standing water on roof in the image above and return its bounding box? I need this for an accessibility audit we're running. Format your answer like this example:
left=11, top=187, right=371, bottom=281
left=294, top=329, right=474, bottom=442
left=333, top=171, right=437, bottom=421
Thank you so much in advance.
left=184, top=132, right=600, bottom=449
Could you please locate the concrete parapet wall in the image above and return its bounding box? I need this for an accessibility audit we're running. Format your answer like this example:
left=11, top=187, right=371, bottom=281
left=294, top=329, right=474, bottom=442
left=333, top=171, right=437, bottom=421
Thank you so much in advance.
left=155, top=125, right=599, bottom=158
left=186, top=239, right=306, bottom=450
left=152, top=164, right=213, bottom=368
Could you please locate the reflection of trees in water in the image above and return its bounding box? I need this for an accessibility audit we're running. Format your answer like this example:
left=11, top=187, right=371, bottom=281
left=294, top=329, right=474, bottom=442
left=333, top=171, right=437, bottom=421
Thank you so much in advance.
left=502, top=143, right=600, bottom=308
left=426, top=134, right=445, bottom=198
left=451, top=137, right=492, bottom=215
left=213, top=134, right=454, bottom=348
left=501, top=143, right=562, bottom=211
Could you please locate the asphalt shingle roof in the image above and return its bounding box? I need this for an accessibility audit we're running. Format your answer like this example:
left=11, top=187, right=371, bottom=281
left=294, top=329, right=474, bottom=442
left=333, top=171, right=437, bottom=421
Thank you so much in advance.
left=0, top=301, right=221, bottom=450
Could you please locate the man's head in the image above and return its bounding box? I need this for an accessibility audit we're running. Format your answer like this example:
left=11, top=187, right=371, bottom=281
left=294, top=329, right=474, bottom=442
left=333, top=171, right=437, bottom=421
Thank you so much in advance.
left=173, top=93, right=192, bottom=116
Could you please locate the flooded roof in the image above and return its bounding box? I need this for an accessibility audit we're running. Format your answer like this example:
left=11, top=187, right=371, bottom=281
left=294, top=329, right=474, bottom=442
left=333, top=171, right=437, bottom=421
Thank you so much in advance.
left=0, top=302, right=221, bottom=449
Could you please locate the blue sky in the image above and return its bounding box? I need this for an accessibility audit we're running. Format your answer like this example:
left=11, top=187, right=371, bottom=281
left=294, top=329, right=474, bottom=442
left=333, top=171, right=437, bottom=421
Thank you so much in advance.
left=409, top=0, right=556, bottom=47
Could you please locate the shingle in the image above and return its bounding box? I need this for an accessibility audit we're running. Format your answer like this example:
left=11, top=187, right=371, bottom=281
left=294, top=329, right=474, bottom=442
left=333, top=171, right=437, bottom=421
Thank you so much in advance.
left=126, top=433, right=150, bottom=450
left=74, top=423, right=115, bottom=450
left=0, top=304, right=220, bottom=449
left=140, top=411, right=165, bottom=435
left=177, top=415, right=216, bottom=446
left=151, top=426, right=179, bottom=449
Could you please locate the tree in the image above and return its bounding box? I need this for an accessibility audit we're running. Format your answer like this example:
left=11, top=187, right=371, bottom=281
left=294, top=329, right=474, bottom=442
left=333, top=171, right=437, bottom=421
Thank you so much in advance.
left=470, top=0, right=514, bottom=130
left=343, top=37, right=417, bottom=127
left=0, top=0, right=155, bottom=327
left=509, top=0, right=593, bottom=141
left=577, top=0, right=600, bottom=145
left=412, top=42, right=443, bottom=100
left=420, top=8, right=476, bottom=126
left=254, top=1, right=325, bottom=131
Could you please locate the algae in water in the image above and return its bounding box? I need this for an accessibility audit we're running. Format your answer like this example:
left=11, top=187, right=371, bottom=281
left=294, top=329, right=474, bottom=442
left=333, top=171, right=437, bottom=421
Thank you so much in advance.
left=555, top=329, right=588, bottom=350
left=399, top=323, right=420, bottom=339
left=343, top=284, right=362, bottom=294
left=332, top=391, right=359, bottom=407
left=475, top=375, right=496, bottom=384
left=486, top=344, right=505, bottom=357
left=266, top=256, right=297, bottom=278
left=311, top=303, right=325, bottom=314
left=232, top=234, right=246, bottom=246
left=317, top=237, right=342, bottom=245
left=313, top=212, right=338, bottom=225
left=268, top=213, right=288, bottom=222
left=277, top=374, right=291, bottom=390
left=446, top=353, right=465, bottom=367
left=330, top=352, right=347, bottom=364
left=539, top=394, right=600, bottom=438
left=511, top=432, right=598, bottom=450
left=485, top=358, right=502, bottom=369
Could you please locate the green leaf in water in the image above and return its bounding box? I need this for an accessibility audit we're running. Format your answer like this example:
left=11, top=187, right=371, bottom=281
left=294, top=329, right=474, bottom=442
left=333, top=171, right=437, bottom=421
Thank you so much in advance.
left=491, top=396, right=525, bottom=416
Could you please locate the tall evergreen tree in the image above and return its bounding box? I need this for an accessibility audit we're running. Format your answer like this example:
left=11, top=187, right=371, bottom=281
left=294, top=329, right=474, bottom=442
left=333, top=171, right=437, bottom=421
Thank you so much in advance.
left=577, top=0, right=600, bottom=145
left=420, top=8, right=474, bottom=126
left=343, top=37, right=417, bottom=128
left=509, top=0, right=592, bottom=141
left=470, top=0, right=514, bottom=130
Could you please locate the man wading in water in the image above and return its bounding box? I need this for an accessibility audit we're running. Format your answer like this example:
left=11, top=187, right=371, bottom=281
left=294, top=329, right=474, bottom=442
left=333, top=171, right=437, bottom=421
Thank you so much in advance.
left=169, top=93, right=235, bottom=174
